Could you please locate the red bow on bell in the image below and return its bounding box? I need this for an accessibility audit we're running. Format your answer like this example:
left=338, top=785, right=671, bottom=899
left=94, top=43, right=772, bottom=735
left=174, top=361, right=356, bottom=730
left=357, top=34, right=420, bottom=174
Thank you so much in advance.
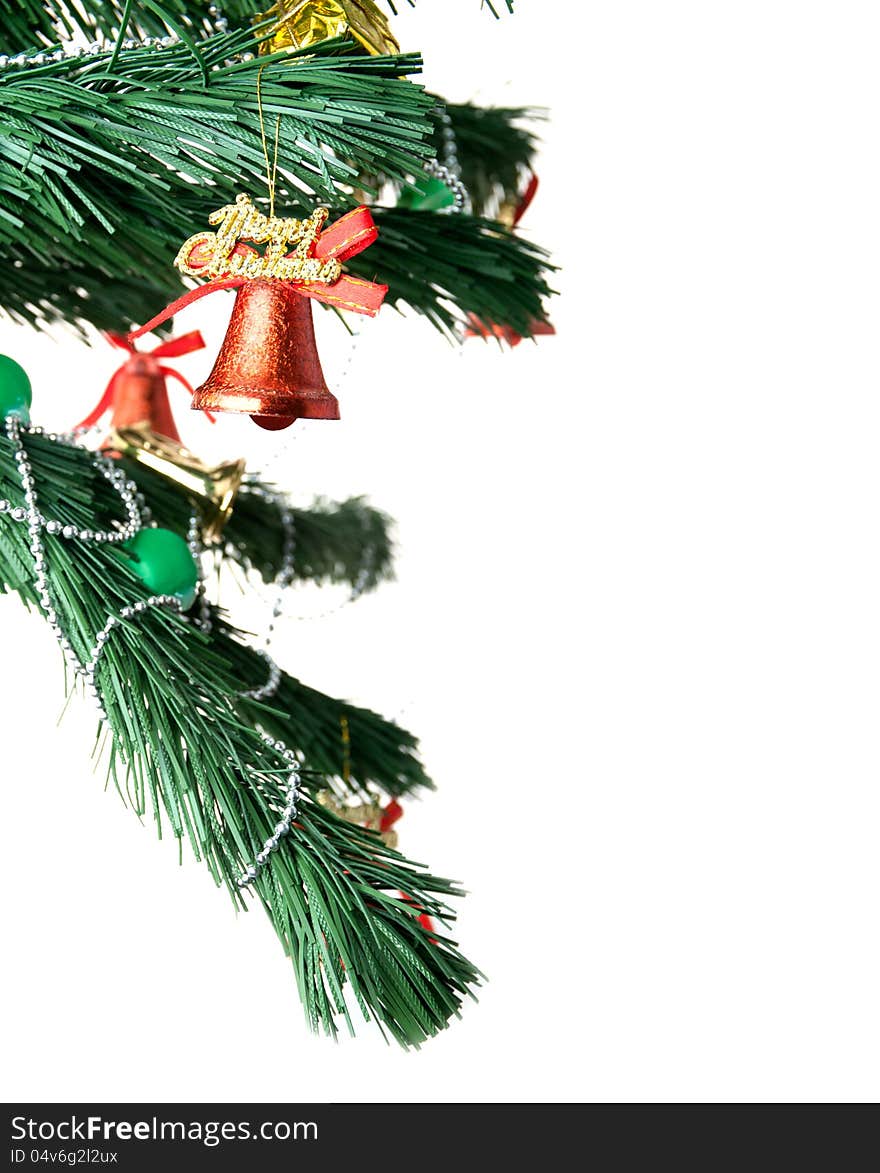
left=75, top=331, right=213, bottom=441
left=128, top=205, right=387, bottom=346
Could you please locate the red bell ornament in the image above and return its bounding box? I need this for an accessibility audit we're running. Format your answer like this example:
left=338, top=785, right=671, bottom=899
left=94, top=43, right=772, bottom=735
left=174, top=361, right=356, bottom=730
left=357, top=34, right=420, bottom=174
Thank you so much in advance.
left=75, top=331, right=209, bottom=440
left=128, top=197, right=388, bottom=432
left=71, top=332, right=245, bottom=544
left=110, top=352, right=183, bottom=440
left=191, top=280, right=339, bottom=431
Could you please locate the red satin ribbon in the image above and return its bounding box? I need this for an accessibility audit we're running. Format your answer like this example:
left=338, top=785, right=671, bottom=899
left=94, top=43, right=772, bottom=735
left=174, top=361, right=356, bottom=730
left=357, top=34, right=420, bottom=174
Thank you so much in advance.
left=75, top=330, right=212, bottom=431
left=129, top=206, right=387, bottom=344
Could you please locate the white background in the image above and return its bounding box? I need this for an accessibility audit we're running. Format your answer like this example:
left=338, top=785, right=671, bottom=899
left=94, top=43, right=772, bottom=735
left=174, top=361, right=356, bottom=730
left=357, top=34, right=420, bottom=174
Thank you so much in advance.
left=2, top=1, right=879, bottom=1103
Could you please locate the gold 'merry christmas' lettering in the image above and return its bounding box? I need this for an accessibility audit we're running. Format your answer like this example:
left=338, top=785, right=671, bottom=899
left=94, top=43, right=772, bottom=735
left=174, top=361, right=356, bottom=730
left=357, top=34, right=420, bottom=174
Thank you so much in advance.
left=174, top=194, right=342, bottom=284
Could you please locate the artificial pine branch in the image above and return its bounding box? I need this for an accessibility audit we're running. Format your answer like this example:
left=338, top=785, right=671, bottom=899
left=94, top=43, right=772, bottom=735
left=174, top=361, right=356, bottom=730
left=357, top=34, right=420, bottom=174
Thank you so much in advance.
left=0, top=32, right=434, bottom=248
left=205, top=613, right=434, bottom=799
left=123, top=455, right=395, bottom=592
left=363, top=208, right=554, bottom=336
left=0, top=422, right=465, bottom=1042
left=439, top=102, right=541, bottom=216
left=228, top=491, right=393, bottom=592
left=0, top=204, right=553, bottom=338
left=112, top=463, right=427, bottom=797
left=0, top=33, right=552, bottom=336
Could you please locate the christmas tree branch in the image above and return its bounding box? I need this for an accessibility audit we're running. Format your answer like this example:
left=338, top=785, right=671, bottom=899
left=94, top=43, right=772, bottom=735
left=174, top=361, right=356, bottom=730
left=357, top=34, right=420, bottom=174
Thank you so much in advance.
left=0, top=33, right=553, bottom=336
left=0, top=423, right=468, bottom=1042
left=439, top=102, right=541, bottom=216
left=227, top=489, right=395, bottom=593
left=0, top=31, right=433, bottom=249
left=229, top=632, right=434, bottom=799
left=362, top=208, right=555, bottom=336
left=93, top=606, right=465, bottom=1043
left=120, top=454, right=395, bottom=593
left=0, top=203, right=554, bottom=339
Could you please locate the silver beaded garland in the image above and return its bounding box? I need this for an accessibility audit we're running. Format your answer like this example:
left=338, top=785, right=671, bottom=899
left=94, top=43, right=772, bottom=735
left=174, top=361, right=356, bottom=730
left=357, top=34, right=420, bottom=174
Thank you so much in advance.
left=241, top=647, right=283, bottom=702
left=186, top=512, right=213, bottom=633
left=83, top=594, right=183, bottom=721
left=422, top=159, right=471, bottom=215
left=0, top=10, right=232, bottom=72
left=2, top=414, right=300, bottom=889
left=0, top=424, right=141, bottom=546
left=236, top=732, right=300, bottom=889
left=2, top=416, right=145, bottom=680
left=430, top=108, right=472, bottom=214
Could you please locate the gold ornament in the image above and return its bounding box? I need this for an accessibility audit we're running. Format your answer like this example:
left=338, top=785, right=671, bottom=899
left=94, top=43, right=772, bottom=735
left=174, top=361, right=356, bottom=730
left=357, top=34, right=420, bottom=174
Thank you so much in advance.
left=257, top=0, right=400, bottom=57
left=316, top=790, right=399, bottom=849
left=106, top=426, right=245, bottom=544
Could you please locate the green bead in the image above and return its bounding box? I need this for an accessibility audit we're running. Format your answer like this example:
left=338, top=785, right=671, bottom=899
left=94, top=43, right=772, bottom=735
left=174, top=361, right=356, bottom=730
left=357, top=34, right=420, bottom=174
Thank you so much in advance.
left=0, top=355, right=32, bottom=423
left=398, top=176, right=456, bottom=212
left=124, top=527, right=199, bottom=609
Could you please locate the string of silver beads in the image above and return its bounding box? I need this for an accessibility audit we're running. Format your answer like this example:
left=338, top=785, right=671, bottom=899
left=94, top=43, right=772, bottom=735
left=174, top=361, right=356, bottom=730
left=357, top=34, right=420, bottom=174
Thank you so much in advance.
left=289, top=547, right=374, bottom=623
left=432, top=107, right=472, bottom=214
left=237, top=732, right=300, bottom=888
left=424, top=159, right=471, bottom=215
left=0, top=8, right=233, bottom=71
left=241, top=648, right=283, bottom=703
left=186, top=512, right=213, bottom=633
left=4, top=415, right=299, bottom=885
left=4, top=416, right=75, bottom=669
left=83, top=595, right=183, bottom=721
left=438, top=107, right=462, bottom=175
left=0, top=34, right=179, bottom=70
left=1, top=424, right=142, bottom=546
left=2, top=416, right=146, bottom=678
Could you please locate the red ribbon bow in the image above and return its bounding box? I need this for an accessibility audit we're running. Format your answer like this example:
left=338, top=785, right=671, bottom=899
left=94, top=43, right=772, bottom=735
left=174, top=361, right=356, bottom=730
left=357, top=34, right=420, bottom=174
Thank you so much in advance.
left=129, top=206, right=387, bottom=344
left=75, top=330, right=212, bottom=437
